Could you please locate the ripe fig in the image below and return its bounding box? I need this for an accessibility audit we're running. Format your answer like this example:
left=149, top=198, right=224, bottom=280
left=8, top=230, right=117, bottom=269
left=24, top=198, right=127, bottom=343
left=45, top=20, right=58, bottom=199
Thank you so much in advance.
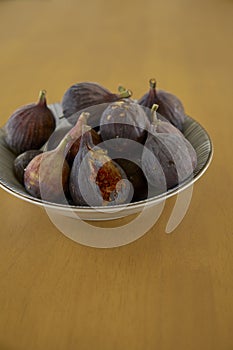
left=149, top=104, right=197, bottom=170
left=62, top=82, right=132, bottom=127
left=24, top=112, right=92, bottom=203
left=142, top=132, right=197, bottom=191
left=5, top=90, right=56, bottom=155
left=138, top=79, right=186, bottom=131
left=69, top=127, right=132, bottom=206
left=13, top=149, right=42, bottom=185
left=100, top=100, right=150, bottom=153
left=24, top=141, right=70, bottom=203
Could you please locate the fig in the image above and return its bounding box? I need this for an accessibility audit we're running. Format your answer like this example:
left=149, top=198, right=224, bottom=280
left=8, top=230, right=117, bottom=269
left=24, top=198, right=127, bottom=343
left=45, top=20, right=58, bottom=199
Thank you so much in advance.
left=62, top=82, right=132, bottom=127
left=24, top=141, right=70, bottom=203
left=142, top=132, right=197, bottom=191
left=138, top=79, right=186, bottom=131
left=24, top=112, right=92, bottom=202
left=150, top=104, right=197, bottom=170
left=46, top=124, right=101, bottom=165
left=5, top=90, right=56, bottom=155
left=100, top=100, right=150, bottom=153
left=13, top=149, right=42, bottom=185
left=69, top=127, right=132, bottom=206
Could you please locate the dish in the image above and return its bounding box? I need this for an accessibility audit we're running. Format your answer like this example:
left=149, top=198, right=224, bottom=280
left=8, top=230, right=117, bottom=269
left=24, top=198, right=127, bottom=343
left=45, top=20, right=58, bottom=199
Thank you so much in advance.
left=0, top=103, right=213, bottom=221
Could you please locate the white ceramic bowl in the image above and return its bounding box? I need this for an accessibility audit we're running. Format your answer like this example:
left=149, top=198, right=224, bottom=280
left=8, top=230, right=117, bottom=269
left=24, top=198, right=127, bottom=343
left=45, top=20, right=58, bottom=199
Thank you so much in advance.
left=0, top=103, right=213, bottom=247
left=0, top=103, right=213, bottom=219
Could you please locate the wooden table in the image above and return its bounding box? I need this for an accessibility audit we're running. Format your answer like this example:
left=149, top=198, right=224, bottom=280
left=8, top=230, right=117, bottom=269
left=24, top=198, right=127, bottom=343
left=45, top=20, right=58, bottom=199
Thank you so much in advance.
left=0, top=0, right=232, bottom=349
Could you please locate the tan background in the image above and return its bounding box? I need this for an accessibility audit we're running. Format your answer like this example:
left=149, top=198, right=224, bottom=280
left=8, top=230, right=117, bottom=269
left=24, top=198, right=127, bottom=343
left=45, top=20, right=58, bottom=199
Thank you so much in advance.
left=0, top=0, right=233, bottom=349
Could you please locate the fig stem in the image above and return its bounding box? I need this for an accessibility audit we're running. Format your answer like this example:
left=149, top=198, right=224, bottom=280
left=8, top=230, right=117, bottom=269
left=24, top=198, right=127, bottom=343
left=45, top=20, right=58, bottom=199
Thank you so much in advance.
left=119, top=90, right=132, bottom=98
left=152, top=104, right=159, bottom=112
left=151, top=104, right=159, bottom=124
left=149, top=79, right=156, bottom=90
left=118, top=85, right=126, bottom=93
left=38, top=90, right=47, bottom=105
left=118, top=85, right=132, bottom=99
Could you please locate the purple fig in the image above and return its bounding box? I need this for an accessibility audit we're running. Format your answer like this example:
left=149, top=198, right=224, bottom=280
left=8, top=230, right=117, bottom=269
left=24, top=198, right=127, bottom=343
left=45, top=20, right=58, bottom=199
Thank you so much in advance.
left=142, top=131, right=197, bottom=191
left=62, top=82, right=132, bottom=127
left=5, top=90, right=56, bottom=155
left=138, top=79, right=186, bottom=131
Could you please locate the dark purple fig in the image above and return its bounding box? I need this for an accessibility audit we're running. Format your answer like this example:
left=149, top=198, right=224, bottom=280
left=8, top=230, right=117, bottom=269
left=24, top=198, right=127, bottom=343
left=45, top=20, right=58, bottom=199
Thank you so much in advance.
left=142, top=132, right=197, bottom=191
left=69, top=128, right=132, bottom=206
left=100, top=100, right=150, bottom=153
left=114, top=158, right=148, bottom=202
left=5, top=90, right=56, bottom=155
left=45, top=124, right=101, bottom=166
left=62, top=82, right=132, bottom=126
left=138, top=79, right=186, bottom=131
left=149, top=104, right=197, bottom=171
left=13, top=149, right=42, bottom=185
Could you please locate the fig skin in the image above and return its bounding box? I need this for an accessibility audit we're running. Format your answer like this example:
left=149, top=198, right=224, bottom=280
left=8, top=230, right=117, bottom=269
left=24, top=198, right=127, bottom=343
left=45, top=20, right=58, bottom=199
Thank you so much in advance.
left=69, top=128, right=132, bottom=207
left=45, top=126, right=72, bottom=150
left=13, top=150, right=43, bottom=185
left=62, top=82, right=132, bottom=126
left=142, top=132, right=197, bottom=191
left=138, top=79, right=186, bottom=131
left=100, top=100, right=150, bottom=153
left=5, top=90, right=56, bottom=155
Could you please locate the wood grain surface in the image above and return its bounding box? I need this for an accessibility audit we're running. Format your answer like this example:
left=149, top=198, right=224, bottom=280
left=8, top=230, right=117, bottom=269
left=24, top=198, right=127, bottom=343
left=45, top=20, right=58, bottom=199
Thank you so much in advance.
left=0, top=0, right=233, bottom=349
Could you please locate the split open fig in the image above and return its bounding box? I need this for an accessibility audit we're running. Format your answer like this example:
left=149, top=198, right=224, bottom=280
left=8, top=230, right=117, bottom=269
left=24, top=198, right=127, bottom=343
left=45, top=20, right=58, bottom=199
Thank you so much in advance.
left=69, top=127, right=132, bottom=206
